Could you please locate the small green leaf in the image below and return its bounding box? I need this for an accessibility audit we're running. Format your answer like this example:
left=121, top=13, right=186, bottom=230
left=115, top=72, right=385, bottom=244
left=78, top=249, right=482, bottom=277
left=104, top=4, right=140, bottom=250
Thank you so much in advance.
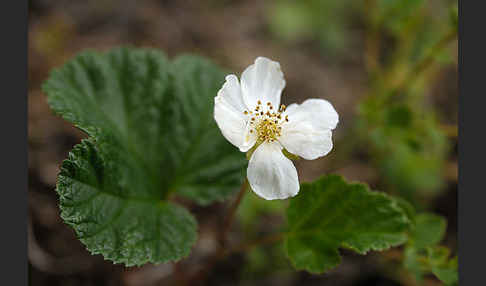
left=432, top=259, right=458, bottom=285
left=43, top=48, right=247, bottom=265
left=403, top=212, right=455, bottom=284
left=433, top=266, right=458, bottom=286
left=411, top=213, right=446, bottom=249
left=285, top=175, right=410, bottom=274
left=427, top=247, right=458, bottom=285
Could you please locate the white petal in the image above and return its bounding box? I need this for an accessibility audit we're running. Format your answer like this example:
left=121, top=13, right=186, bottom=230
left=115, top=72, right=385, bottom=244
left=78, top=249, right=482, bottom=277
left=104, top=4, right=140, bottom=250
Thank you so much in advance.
left=280, top=125, right=333, bottom=160
left=214, top=76, right=248, bottom=149
left=247, top=142, right=299, bottom=200
left=284, top=98, right=339, bottom=130
left=218, top=75, right=247, bottom=113
left=240, top=57, right=285, bottom=111
left=284, top=102, right=299, bottom=114
left=240, top=122, right=257, bottom=152
left=280, top=98, right=338, bottom=160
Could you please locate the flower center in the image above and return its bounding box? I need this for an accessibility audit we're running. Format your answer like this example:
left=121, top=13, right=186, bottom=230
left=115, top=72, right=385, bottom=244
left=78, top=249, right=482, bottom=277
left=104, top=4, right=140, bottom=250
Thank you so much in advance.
left=243, top=100, right=289, bottom=144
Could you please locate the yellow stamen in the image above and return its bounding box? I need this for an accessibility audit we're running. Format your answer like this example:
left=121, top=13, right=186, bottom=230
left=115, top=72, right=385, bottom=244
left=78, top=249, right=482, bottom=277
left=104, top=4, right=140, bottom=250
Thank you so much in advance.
left=247, top=98, right=289, bottom=144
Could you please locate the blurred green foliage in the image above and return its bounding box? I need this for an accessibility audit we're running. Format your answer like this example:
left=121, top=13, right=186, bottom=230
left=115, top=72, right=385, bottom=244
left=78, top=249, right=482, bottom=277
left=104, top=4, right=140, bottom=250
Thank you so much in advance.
left=268, top=0, right=361, bottom=58
left=267, top=0, right=457, bottom=282
left=269, top=0, right=457, bottom=205
left=357, top=96, right=449, bottom=203
left=359, top=0, right=456, bottom=204
left=375, top=0, right=456, bottom=65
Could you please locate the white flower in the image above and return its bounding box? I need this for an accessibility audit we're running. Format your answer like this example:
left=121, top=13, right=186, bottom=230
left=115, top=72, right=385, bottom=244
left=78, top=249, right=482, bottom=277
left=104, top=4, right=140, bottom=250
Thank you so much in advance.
left=214, top=57, right=339, bottom=200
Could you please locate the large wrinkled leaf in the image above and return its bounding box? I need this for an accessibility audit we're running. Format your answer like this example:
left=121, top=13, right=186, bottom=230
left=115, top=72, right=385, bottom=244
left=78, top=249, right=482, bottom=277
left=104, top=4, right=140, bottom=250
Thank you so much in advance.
left=43, top=48, right=246, bottom=265
left=45, top=48, right=246, bottom=204
left=285, top=175, right=410, bottom=274
left=58, top=138, right=197, bottom=266
left=168, top=55, right=246, bottom=204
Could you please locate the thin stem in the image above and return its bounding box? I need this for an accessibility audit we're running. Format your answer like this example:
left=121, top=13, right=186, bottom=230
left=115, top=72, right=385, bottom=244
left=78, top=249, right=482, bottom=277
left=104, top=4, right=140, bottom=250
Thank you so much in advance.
left=185, top=179, right=249, bottom=285
left=219, top=178, right=248, bottom=246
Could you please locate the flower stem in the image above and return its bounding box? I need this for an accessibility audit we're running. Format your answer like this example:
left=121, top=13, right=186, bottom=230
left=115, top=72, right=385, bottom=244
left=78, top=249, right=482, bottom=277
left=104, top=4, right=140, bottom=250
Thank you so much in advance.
left=184, top=179, right=249, bottom=285
left=184, top=180, right=285, bottom=285
left=218, top=178, right=248, bottom=247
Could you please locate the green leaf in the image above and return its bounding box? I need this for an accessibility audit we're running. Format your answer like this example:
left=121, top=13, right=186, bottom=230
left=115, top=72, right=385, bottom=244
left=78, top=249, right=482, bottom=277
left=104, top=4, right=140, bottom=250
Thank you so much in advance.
left=430, top=250, right=458, bottom=285
left=411, top=213, right=446, bottom=249
left=424, top=246, right=458, bottom=285
left=426, top=247, right=458, bottom=285
left=43, top=48, right=247, bottom=265
left=403, top=213, right=454, bottom=284
left=44, top=47, right=246, bottom=205
left=285, top=175, right=410, bottom=274
left=168, top=55, right=246, bottom=205
left=433, top=266, right=458, bottom=286
left=58, top=138, right=197, bottom=266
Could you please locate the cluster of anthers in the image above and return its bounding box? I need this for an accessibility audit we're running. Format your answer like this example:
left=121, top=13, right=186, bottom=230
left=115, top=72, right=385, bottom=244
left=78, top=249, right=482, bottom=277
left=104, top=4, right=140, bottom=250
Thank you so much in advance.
left=243, top=100, right=289, bottom=144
